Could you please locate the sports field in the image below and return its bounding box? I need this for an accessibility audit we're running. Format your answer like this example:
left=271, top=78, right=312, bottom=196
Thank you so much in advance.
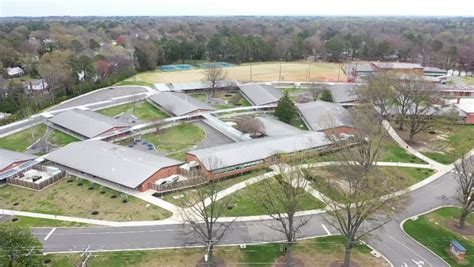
left=125, top=61, right=346, bottom=84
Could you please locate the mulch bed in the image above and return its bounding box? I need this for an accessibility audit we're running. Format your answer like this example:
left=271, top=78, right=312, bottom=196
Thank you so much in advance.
left=273, top=255, right=304, bottom=267
left=447, top=220, right=474, bottom=235
left=329, top=260, right=360, bottom=267
left=196, top=256, right=226, bottom=267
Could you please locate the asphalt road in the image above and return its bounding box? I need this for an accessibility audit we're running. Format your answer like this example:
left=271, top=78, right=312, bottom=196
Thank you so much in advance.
left=34, top=166, right=460, bottom=267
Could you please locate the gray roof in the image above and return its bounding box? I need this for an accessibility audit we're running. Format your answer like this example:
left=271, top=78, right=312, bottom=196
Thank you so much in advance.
left=148, top=92, right=215, bottom=116
left=297, top=101, right=353, bottom=131
left=0, top=149, right=36, bottom=172
left=423, top=67, right=447, bottom=73
left=188, top=132, right=331, bottom=171
left=46, top=140, right=182, bottom=189
left=154, top=80, right=236, bottom=92
left=239, top=84, right=283, bottom=106
left=255, top=116, right=304, bottom=136
left=345, top=63, right=375, bottom=73
left=48, top=109, right=130, bottom=139
left=372, top=62, right=423, bottom=69
left=328, top=84, right=360, bottom=104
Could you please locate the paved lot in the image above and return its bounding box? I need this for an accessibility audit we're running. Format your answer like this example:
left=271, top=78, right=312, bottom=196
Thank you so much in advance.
left=193, top=121, right=235, bottom=149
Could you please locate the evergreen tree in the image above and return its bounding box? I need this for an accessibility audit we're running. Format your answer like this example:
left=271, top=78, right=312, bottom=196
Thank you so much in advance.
left=274, top=92, right=297, bottom=123
left=320, top=90, right=334, bottom=102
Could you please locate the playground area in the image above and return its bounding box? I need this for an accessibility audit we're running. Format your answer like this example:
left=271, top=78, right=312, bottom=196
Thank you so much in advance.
left=125, top=61, right=346, bottom=84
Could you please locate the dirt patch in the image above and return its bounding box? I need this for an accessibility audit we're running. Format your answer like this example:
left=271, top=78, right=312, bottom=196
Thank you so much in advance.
left=447, top=220, right=474, bottom=235
left=273, top=255, right=305, bottom=266
left=329, top=260, right=361, bottom=267
left=196, top=256, right=226, bottom=267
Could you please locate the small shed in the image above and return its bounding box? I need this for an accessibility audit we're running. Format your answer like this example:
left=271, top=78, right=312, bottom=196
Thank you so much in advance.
left=450, top=240, right=466, bottom=260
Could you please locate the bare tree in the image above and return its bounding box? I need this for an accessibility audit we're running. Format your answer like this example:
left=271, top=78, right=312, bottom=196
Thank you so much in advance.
left=180, top=167, right=235, bottom=266
left=393, top=74, right=436, bottom=139
left=203, top=65, right=227, bottom=98
left=254, top=161, right=312, bottom=266
left=454, top=154, right=474, bottom=229
left=356, top=71, right=396, bottom=118
left=323, top=105, right=408, bottom=267
left=237, top=118, right=265, bottom=136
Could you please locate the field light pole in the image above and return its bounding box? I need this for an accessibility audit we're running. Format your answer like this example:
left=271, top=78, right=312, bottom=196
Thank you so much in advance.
left=279, top=58, right=283, bottom=81
left=249, top=57, right=253, bottom=82
left=308, top=60, right=312, bottom=82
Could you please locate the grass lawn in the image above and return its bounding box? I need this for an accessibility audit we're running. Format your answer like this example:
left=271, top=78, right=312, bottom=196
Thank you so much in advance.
left=393, top=122, right=474, bottom=164
left=45, top=235, right=384, bottom=267
left=306, top=166, right=434, bottom=202
left=0, top=124, right=77, bottom=152
left=191, top=93, right=208, bottom=101
left=97, top=101, right=168, bottom=121
left=160, top=170, right=268, bottom=207
left=125, top=62, right=346, bottom=84
left=380, top=139, right=426, bottom=164
left=216, top=177, right=325, bottom=217
left=289, top=116, right=309, bottom=130
left=404, top=207, right=474, bottom=266
left=0, top=178, right=171, bottom=221
left=1, top=216, right=85, bottom=227
left=114, top=80, right=154, bottom=87
left=461, top=77, right=474, bottom=85
left=142, top=123, right=205, bottom=153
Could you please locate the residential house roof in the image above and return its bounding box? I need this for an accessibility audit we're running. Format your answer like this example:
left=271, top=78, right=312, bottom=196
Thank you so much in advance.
left=297, top=101, right=354, bottom=131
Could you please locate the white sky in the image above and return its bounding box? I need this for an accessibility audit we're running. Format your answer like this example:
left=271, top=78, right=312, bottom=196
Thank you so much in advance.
left=1, top=0, right=473, bottom=17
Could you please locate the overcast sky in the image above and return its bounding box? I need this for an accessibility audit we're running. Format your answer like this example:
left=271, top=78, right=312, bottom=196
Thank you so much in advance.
left=1, top=0, right=473, bottom=17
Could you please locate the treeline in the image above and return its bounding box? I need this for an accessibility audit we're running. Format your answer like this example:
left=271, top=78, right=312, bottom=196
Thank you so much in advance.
left=0, top=16, right=473, bottom=120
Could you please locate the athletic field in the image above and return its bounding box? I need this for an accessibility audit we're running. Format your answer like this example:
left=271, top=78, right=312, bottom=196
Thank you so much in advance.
left=125, top=62, right=346, bottom=84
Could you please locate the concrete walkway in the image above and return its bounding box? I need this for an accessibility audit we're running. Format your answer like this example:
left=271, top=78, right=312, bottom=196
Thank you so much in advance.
left=382, top=120, right=446, bottom=170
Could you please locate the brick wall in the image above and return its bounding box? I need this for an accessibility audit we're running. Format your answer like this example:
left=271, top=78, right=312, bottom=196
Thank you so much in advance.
left=138, top=165, right=180, bottom=192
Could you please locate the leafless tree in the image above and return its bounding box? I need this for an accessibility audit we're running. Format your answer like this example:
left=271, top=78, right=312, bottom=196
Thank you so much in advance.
left=454, top=154, right=474, bottom=229
left=254, top=160, right=312, bottom=266
left=203, top=65, right=227, bottom=98
left=237, top=118, right=265, bottom=136
left=323, top=105, right=408, bottom=267
left=356, top=71, right=396, bottom=118
left=393, top=75, right=436, bottom=141
left=180, top=163, right=235, bottom=267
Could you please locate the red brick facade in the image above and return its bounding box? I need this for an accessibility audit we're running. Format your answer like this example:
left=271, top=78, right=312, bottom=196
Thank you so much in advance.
left=137, top=165, right=180, bottom=192
left=466, top=113, right=474, bottom=124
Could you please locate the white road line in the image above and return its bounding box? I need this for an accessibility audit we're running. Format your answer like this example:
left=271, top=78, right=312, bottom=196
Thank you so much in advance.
left=388, top=235, right=431, bottom=267
left=321, top=224, right=331, bottom=235
left=44, top=228, right=56, bottom=241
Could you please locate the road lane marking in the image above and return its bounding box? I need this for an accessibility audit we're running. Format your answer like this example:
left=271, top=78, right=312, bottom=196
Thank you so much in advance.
left=321, top=224, right=331, bottom=235
left=388, top=235, right=431, bottom=267
left=44, top=228, right=56, bottom=241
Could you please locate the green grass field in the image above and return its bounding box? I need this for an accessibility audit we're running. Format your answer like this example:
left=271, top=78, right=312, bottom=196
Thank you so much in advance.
left=216, top=177, right=325, bottom=217
left=0, top=124, right=78, bottom=151
left=0, top=178, right=171, bottom=221
left=44, top=235, right=382, bottom=267
left=114, top=80, right=154, bottom=87
left=1, top=216, right=85, bottom=227
left=142, top=123, right=205, bottom=153
left=461, top=77, right=474, bottom=85
left=404, top=207, right=474, bottom=266
left=161, top=170, right=267, bottom=207
left=97, top=101, right=168, bottom=121
left=380, top=140, right=426, bottom=164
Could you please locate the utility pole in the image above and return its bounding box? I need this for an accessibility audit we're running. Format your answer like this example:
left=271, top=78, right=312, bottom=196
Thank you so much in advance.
left=308, top=60, right=312, bottom=82
left=81, top=245, right=92, bottom=267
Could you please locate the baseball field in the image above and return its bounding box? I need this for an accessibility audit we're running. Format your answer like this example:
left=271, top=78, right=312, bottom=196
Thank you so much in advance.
left=125, top=61, right=346, bottom=84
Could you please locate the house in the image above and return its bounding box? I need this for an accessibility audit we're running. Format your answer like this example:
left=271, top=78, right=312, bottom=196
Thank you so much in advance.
left=187, top=132, right=331, bottom=179
left=344, top=62, right=442, bottom=82
left=25, top=79, right=49, bottom=92
left=6, top=67, right=24, bottom=78
left=371, top=62, right=424, bottom=75
left=239, top=84, right=283, bottom=106
left=47, top=109, right=131, bottom=140
left=297, top=101, right=354, bottom=136
left=456, top=100, right=474, bottom=124
left=0, top=149, right=37, bottom=182
left=45, top=140, right=182, bottom=192
left=147, top=92, right=215, bottom=116
left=344, top=63, right=376, bottom=81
